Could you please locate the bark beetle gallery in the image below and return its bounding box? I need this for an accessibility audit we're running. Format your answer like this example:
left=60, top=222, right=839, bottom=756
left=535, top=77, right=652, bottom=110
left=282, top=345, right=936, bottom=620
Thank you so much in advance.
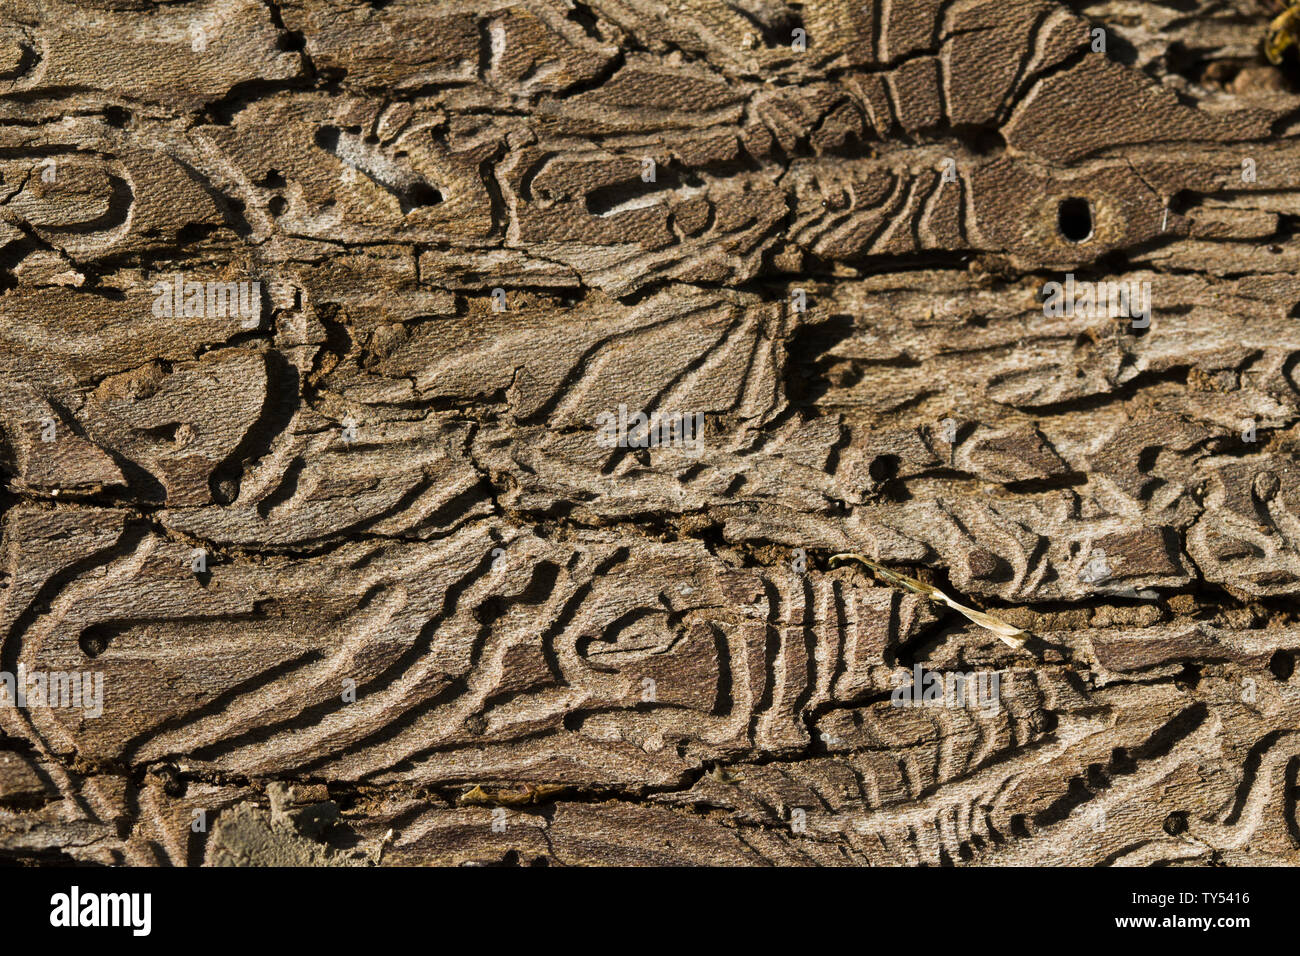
left=1, top=0, right=1299, bottom=869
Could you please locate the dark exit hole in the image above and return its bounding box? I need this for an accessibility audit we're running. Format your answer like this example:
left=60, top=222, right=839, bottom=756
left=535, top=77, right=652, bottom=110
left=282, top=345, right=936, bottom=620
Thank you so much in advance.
left=1058, top=197, right=1093, bottom=243
left=1270, top=649, right=1295, bottom=681
left=868, top=454, right=899, bottom=483
left=404, top=182, right=442, bottom=209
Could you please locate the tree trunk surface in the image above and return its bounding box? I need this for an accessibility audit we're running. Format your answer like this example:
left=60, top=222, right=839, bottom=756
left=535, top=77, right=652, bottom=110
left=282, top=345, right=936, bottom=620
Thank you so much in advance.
left=2, top=0, right=1300, bottom=866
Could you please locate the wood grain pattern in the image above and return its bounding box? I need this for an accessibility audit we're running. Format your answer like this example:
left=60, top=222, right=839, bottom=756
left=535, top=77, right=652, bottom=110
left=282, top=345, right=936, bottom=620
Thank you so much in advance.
left=2, top=0, right=1300, bottom=866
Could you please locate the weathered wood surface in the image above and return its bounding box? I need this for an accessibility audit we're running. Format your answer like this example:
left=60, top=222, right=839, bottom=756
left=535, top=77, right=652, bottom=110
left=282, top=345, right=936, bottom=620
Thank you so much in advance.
left=2, top=0, right=1300, bottom=866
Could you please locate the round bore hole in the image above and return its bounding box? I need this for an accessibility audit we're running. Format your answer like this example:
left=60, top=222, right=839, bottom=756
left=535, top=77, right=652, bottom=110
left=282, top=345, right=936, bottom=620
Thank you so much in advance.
left=868, top=454, right=899, bottom=483
left=1058, top=197, right=1093, bottom=243
left=1269, top=649, right=1295, bottom=681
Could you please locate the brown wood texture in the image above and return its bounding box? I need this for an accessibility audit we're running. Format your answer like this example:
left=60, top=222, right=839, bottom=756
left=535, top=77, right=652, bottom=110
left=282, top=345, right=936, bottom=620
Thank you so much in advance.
left=2, top=0, right=1300, bottom=866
